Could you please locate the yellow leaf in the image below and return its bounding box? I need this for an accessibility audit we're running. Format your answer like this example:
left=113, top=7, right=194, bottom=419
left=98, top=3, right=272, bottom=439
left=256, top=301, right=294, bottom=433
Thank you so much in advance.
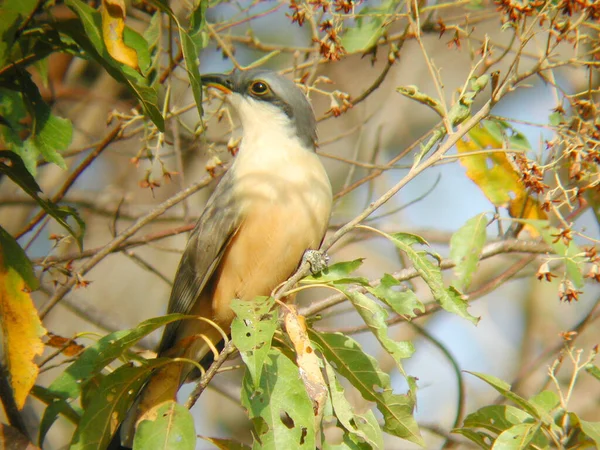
left=101, top=0, right=139, bottom=70
left=457, top=124, right=523, bottom=207
left=457, top=123, right=546, bottom=233
left=0, top=252, right=46, bottom=409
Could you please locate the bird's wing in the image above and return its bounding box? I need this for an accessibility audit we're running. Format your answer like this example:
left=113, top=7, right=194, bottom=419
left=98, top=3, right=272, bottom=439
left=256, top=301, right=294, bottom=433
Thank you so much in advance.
left=158, top=171, right=242, bottom=354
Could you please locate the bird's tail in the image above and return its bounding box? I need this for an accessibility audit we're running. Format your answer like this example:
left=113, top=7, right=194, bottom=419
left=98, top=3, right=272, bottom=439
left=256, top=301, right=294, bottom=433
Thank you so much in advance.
left=107, top=362, right=184, bottom=449
left=106, top=336, right=226, bottom=449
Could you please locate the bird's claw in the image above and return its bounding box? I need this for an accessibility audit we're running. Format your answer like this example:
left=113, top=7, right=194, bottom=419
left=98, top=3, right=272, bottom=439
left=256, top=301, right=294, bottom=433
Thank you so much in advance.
left=302, top=249, right=329, bottom=275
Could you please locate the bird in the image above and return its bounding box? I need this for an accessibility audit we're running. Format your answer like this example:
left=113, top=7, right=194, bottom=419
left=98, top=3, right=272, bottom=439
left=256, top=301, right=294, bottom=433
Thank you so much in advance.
left=112, top=68, right=333, bottom=447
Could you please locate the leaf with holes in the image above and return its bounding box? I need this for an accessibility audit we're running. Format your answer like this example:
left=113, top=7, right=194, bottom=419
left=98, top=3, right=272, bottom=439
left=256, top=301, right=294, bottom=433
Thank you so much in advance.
left=241, top=348, right=315, bottom=450
left=367, top=274, right=424, bottom=318
left=231, top=296, right=277, bottom=387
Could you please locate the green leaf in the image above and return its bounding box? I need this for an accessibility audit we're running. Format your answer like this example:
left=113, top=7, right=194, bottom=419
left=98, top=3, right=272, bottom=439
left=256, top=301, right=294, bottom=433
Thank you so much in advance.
left=569, top=413, right=600, bottom=449
left=41, top=315, right=186, bottom=444
left=482, top=119, right=532, bottom=151
left=123, top=27, right=151, bottom=76
left=302, top=259, right=369, bottom=285
left=388, top=232, right=479, bottom=325
left=3, top=73, right=71, bottom=174
left=0, top=0, right=40, bottom=67
left=231, top=296, right=277, bottom=387
left=147, top=0, right=205, bottom=118
left=70, top=359, right=167, bottom=450
left=324, top=359, right=382, bottom=449
left=32, top=384, right=82, bottom=446
left=62, top=0, right=164, bottom=130
left=133, top=401, right=196, bottom=450
left=528, top=390, right=559, bottom=414
left=585, top=364, right=600, bottom=381
left=457, top=404, right=549, bottom=449
left=453, top=428, right=494, bottom=449
left=352, top=410, right=383, bottom=449
left=466, top=372, right=554, bottom=425
left=20, top=74, right=71, bottom=172
left=341, top=0, right=396, bottom=53
left=47, top=314, right=187, bottom=400
left=461, top=404, right=533, bottom=434
left=179, top=30, right=203, bottom=117
left=0, top=151, right=85, bottom=248
left=340, top=288, right=414, bottom=371
left=491, top=423, right=539, bottom=450
left=241, top=348, right=315, bottom=450
left=368, top=274, right=424, bottom=318
left=0, top=225, right=38, bottom=290
left=450, top=213, right=488, bottom=290
left=310, top=331, right=423, bottom=445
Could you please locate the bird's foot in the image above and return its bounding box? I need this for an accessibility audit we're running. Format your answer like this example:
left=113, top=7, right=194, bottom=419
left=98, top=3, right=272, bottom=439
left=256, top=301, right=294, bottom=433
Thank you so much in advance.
left=302, top=249, right=329, bottom=275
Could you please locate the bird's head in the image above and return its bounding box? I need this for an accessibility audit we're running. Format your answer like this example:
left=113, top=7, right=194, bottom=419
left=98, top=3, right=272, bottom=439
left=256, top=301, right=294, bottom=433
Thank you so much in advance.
left=201, top=69, right=317, bottom=150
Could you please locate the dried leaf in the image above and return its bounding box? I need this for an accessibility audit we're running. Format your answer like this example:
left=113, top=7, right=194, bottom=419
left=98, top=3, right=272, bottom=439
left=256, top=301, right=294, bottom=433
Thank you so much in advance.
left=284, top=306, right=328, bottom=422
left=0, top=251, right=46, bottom=409
left=46, top=332, right=85, bottom=357
left=101, top=0, right=138, bottom=69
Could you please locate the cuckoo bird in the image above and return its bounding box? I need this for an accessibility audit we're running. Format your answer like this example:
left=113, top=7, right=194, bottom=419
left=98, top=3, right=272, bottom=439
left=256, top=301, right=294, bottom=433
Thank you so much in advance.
left=113, top=69, right=332, bottom=448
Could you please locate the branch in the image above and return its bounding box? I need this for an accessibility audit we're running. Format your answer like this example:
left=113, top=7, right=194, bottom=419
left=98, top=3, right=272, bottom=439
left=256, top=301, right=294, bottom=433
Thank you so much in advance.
left=300, top=238, right=551, bottom=318
left=38, top=165, right=229, bottom=319
left=184, top=340, right=237, bottom=410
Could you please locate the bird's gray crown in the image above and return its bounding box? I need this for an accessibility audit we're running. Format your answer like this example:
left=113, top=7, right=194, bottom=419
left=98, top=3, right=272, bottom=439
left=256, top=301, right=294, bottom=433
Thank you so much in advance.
left=202, top=69, right=317, bottom=149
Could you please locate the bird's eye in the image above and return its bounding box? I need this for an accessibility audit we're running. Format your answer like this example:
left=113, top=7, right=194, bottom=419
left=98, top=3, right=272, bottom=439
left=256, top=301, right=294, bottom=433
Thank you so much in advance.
left=250, top=81, right=269, bottom=96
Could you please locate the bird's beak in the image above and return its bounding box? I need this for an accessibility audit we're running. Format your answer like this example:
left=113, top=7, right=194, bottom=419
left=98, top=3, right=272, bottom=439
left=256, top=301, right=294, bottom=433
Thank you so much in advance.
left=201, top=73, right=234, bottom=94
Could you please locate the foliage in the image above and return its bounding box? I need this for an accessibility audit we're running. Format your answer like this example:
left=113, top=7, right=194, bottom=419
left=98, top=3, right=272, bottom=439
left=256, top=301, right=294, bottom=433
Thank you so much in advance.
left=0, top=0, right=598, bottom=449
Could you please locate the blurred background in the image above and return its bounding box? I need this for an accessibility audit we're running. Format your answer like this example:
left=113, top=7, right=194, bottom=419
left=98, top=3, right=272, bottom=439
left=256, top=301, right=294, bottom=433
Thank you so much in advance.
left=0, top=0, right=598, bottom=448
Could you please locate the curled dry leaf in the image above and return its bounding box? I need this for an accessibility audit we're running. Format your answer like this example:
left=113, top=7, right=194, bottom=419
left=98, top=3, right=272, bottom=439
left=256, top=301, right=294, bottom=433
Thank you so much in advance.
left=283, top=306, right=327, bottom=423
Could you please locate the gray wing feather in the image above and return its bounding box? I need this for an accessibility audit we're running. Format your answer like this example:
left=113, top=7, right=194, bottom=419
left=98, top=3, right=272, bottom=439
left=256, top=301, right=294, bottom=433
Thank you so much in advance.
left=158, top=171, right=241, bottom=354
